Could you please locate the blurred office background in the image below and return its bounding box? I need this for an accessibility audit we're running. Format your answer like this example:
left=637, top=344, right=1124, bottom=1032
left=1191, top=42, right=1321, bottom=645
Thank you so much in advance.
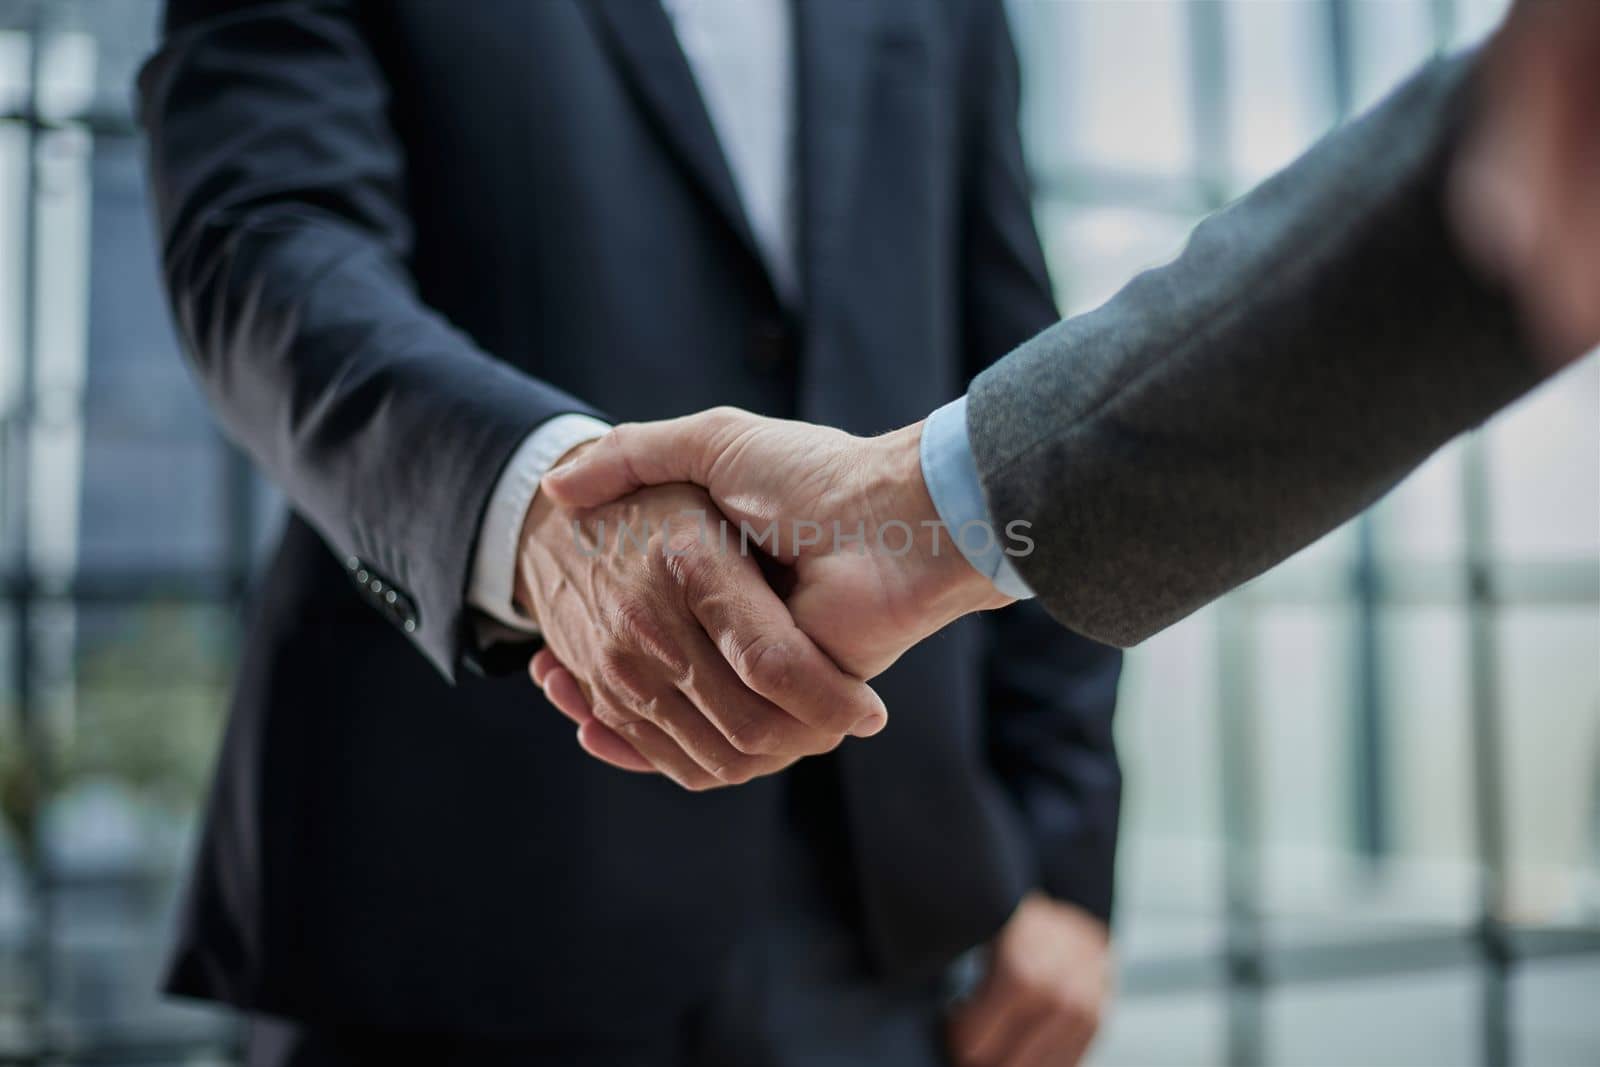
left=0, top=0, right=1596, bottom=1064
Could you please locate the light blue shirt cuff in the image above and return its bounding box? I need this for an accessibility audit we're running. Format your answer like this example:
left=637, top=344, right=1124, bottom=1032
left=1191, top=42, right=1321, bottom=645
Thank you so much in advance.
left=918, top=396, right=1036, bottom=601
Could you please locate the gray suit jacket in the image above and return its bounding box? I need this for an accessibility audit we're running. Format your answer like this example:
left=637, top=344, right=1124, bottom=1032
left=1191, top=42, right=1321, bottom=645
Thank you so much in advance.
left=969, top=53, right=1550, bottom=647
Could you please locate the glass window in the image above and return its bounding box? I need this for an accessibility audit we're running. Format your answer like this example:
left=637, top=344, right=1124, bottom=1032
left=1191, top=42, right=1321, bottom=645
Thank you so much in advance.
left=1, top=0, right=1594, bottom=1063
left=1035, top=201, right=1196, bottom=316
left=1022, top=0, right=1597, bottom=1062
left=1266, top=973, right=1478, bottom=1066
left=1225, top=0, right=1334, bottom=186
left=1024, top=0, right=1195, bottom=177
left=1485, top=360, right=1600, bottom=561
left=1496, top=607, right=1600, bottom=920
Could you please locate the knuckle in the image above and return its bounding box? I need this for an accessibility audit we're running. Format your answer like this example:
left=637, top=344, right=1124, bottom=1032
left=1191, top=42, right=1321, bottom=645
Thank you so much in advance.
left=605, top=711, right=649, bottom=736
left=675, top=659, right=701, bottom=694
left=726, top=719, right=780, bottom=757
left=662, top=540, right=717, bottom=595
left=711, top=758, right=759, bottom=786
left=608, top=601, right=657, bottom=650
left=596, top=643, right=631, bottom=676
left=595, top=647, right=648, bottom=698
left=737, top=635, right=794, bottom=697
left=608, top=422, right=640, bottom=451
left=644, top=540, right=676, bottom=580
left=608, top=595, right=694, bottom=680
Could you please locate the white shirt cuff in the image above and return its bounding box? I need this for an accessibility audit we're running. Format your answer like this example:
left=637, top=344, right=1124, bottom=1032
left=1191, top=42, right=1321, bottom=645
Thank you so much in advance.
left=467, top=413, right=612, bottom=632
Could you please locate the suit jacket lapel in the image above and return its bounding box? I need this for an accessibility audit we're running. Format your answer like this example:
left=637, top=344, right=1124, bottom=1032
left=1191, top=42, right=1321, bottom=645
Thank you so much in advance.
left=584, top=0, right=764, bottom=270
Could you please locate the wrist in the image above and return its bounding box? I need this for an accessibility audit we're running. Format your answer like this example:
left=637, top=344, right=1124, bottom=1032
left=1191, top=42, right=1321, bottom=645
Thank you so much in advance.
left=513, top=439, right=599, bottom=624
left=867, top=422, right=1014, bottom=620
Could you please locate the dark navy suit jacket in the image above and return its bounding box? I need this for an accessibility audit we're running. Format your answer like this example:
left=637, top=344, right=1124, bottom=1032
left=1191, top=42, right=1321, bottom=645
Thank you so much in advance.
left=139, top=0, right=1122, bottom=1038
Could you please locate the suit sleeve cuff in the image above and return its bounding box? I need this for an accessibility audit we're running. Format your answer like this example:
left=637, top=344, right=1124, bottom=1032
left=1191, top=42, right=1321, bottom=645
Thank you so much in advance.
left=467, top=413, right=612, bottom=632
left=919, top=396, right=1036, bottom=601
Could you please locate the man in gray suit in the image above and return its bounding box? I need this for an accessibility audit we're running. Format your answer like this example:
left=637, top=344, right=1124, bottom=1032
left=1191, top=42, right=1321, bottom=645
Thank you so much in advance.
left=532, top=9, right=1596, bottom=767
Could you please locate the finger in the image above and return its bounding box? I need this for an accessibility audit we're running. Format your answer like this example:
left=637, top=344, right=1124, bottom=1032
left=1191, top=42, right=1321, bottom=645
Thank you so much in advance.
left=530, top=648, right=563, bottom=686
left=575, top=719, right=657, bottom=774
left=1059, top=1015, right=1098, bottom=1067
left=1011, top=1014, right=1090, bottom=1067
left=584, top=686, right=727, bottom=791
left=1462, top=1, right=1600, bottom=364
left=603, top=714, right=723, bottom=791
left=599, top=651, right=790, bottom=785
left=948, top=981, right=1024, bottom=1067
left=1528, top=53, right=1600, bottom=356
left=541, top=667, right=658, bottom=772
left=983, top=1005, right=1054, bottom=1067
left=541, top=408, right=748, bottom=510
left=540, top=665, right=594, bottom=725
left=679, top=622, right=846, bottom=763
left=668, top=543, right=888, bottom=744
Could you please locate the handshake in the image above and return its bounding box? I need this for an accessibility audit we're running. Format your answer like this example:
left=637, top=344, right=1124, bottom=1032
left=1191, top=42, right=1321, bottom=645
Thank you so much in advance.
left=512, top=0, right=1600, bottom=792
left=517, top=408, right=1015, bottom=790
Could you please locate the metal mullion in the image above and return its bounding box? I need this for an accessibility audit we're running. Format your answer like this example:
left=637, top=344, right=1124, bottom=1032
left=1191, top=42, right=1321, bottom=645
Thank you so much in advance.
left=11, top=2, right=50, bottom=1063
left=1318, top=0, right=1392, bottom=871
left=1120, top=922, right=1600, bottom=998
left=0, top=110, right=141, bottom=139
left=1032, top=165, right=1218, bottom=219
left=1217, top=596, right=1266, bottom=1067
left=1177, top=3, right=1267, bottom=1064
left=1464, top=433, right=1514, bottom=1067
left=0, top=568, right=236, bottom=604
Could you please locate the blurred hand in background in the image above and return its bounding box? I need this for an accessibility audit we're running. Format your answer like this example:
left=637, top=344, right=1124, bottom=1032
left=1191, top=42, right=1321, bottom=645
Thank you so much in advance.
left=1456, top=0, right=1600, bottom=363
left=947, top=894, right=1114, bottom=1067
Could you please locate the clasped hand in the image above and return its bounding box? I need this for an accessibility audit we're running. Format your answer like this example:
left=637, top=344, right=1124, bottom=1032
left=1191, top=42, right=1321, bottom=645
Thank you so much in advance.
left=518, top=461, right=888, bottom=790
left=526, top=409, right=1014, bottom=786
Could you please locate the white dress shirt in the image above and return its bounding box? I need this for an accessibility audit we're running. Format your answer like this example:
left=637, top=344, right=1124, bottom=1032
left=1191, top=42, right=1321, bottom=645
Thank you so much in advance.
left=467, top=0, right=797, bottom=631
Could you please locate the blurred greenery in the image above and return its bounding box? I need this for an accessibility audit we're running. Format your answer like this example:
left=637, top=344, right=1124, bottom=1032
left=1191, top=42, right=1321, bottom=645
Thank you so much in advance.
left=64, top=604, right=233, bottom=805
left=0, top=710, right=40, bottom=861
left=0, top=604, right=233, bottom=862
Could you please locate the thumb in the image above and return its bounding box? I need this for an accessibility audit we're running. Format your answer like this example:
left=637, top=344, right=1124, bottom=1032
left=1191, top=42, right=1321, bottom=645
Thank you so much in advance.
left=542, top=409, right=739, bottom=510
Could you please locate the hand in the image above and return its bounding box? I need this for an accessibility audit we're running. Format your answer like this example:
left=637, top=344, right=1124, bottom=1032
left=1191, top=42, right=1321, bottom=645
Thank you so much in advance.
left=540, top=408, right=1013, bottom=684
left=1454, top=0, right=1600, bottom=364
left=517, top=446, right=888, bottom=789
left=947, top=894, right=1113, bottom=1067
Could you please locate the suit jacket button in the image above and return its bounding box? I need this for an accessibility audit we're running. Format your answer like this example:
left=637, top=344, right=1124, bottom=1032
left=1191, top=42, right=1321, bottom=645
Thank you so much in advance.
left=748, top=320, right=794, bottom=374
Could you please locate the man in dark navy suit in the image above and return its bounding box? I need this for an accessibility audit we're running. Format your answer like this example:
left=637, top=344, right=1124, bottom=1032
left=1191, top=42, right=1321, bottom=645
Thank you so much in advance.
left=138, top=1, right=1122, bottom=1063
